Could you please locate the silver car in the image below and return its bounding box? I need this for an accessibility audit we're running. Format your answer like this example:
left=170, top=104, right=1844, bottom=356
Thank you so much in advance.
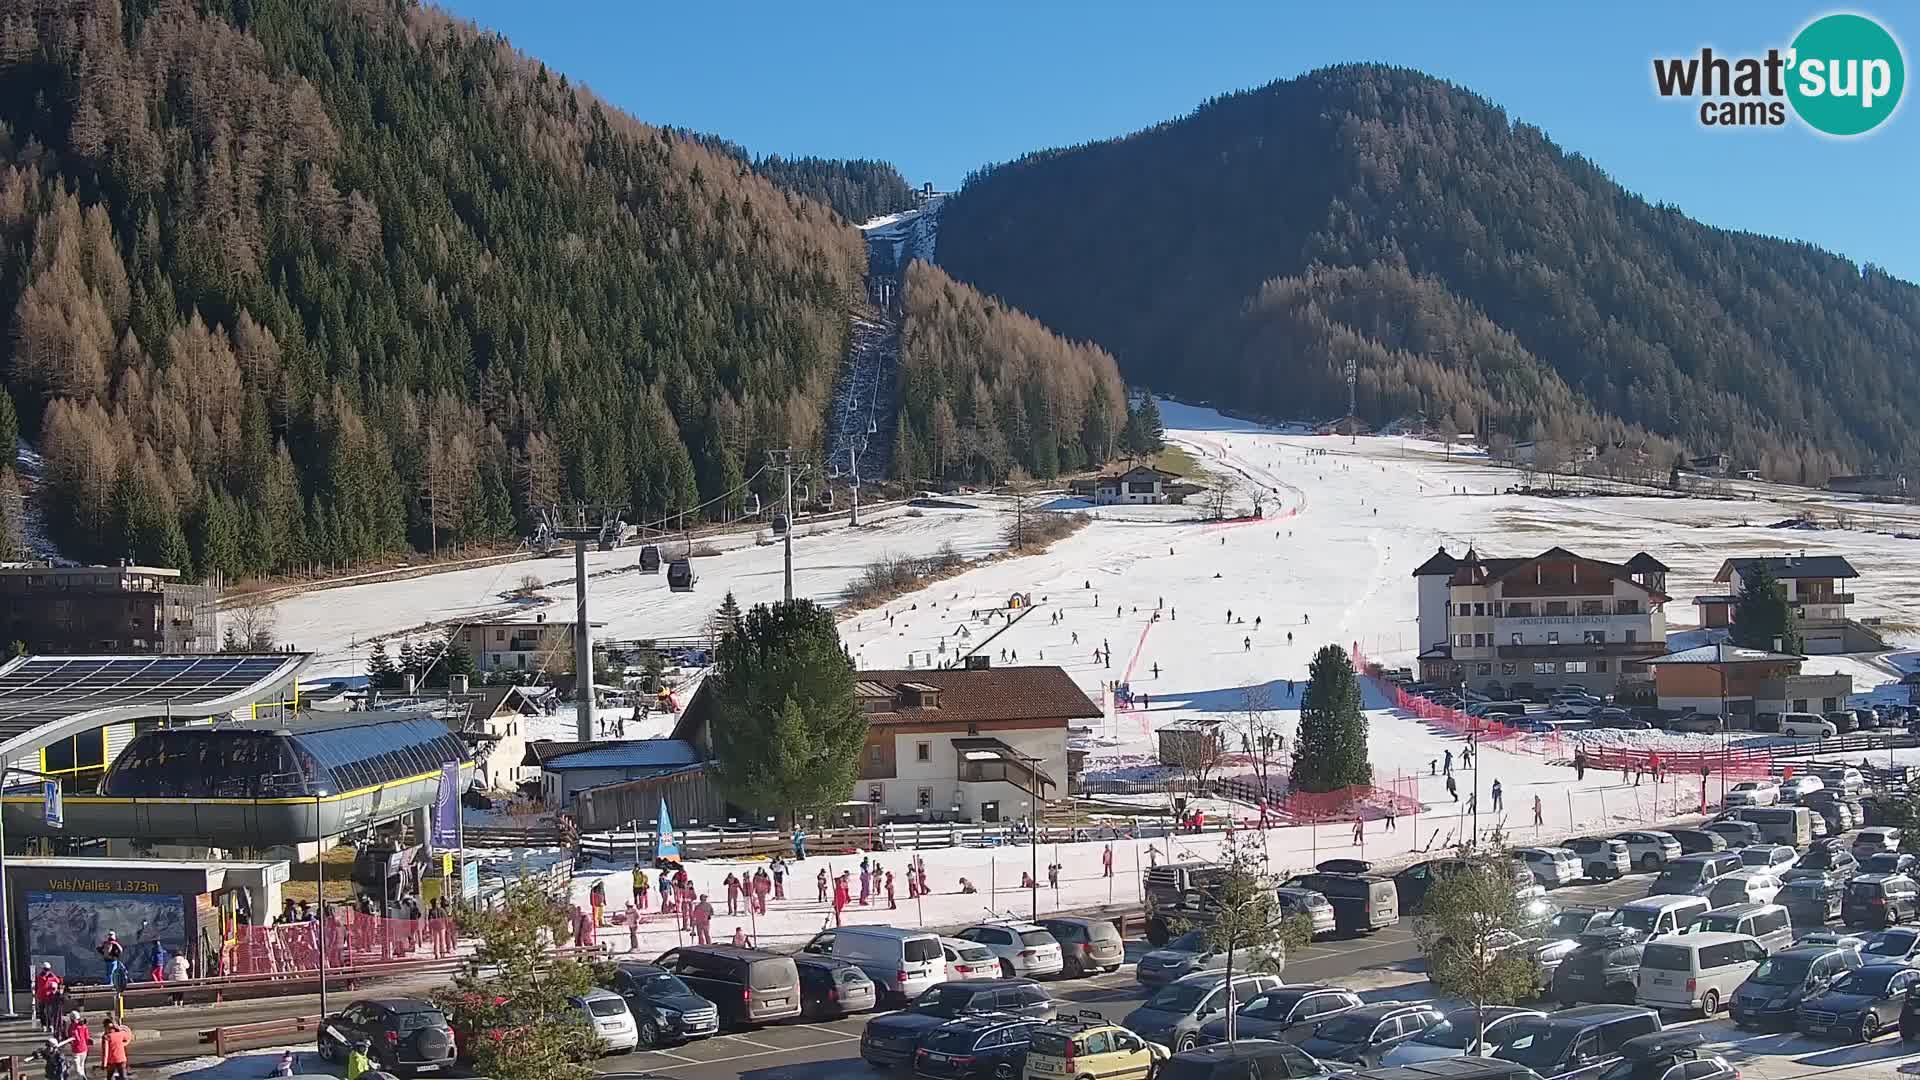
left=1135, top=928, right=1285, bottom=987
left=1120, top=971, right=1285, bottom=1054
left=1276, top=887, right=1337, bottom=935
left=1517, top=847, right=1581, bottom=888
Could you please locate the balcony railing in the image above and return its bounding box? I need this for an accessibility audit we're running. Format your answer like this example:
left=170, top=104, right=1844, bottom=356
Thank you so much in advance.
left=1797, top=593, right=1854, bottom=605
left=1497, top=641, right=1667, bottom=659
left=958, top=761, right=1040, bottom=786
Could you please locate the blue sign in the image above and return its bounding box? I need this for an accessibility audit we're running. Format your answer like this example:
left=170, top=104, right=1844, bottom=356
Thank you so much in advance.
left=430, top=762, right=461, bottom=851
left=43, top=780, right=62, bottom=829
left=654, top=797, right=679, bottom=862
left=461, top=859, right=480, bottom=900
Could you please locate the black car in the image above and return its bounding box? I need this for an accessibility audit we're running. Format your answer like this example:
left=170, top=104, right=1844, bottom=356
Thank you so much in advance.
left=1157, top=1040, right=1331, bottom=1080
left=860, top=980, right=1055, bottom=1067
left=1318, top=859, right=1376, bottom=875
left=318, top=998, right=457, bottom=1074
left=1863, top=852, right=1920, bottom=876
left=1862, top=928, right=1920, bottom=963
left=608, top=962, right=720, bottom=1048
left=1703, top=820, right=1762, bottom=848
left=1729, top=945, right=1862, bottom=1029
left=1779, top=876, right=1845, bottom=926
left=1297, top=1003, right=1446, bottom=1066
left=1665, top=830, right=1726, bottom=855
left=1491, top=1005, right=1663, bottom=1080
left=912, top=1015, right=1045, bottom=1080
left=1784, top=843, right=1857, bottom=883
left=1550, top=927, right=1646, bottom=1006
left=1843, top=873, right=1920, bottom=928
left=1192, top=984, right=1363, bottom=1045
left=1591, top=1032, right=1735, bottom=1080
left=1796, top=962, right=1920, bottom=1042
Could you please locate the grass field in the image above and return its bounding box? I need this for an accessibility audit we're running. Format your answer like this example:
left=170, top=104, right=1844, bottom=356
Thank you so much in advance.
left=1151, top=445, right=1201, bottom=477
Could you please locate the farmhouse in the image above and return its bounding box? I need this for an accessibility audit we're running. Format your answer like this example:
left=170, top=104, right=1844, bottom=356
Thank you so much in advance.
left=1639, top=642, right=1852, bottom=726
left=1693, top=554, right=1880, bottom=654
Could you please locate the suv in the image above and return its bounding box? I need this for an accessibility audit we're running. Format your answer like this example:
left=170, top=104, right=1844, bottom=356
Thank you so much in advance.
left=1155, top=1041, right=1330, bottom=1080
left=1550, top=927, right=1647, bottom=1006
left=912, top=1014, right=1047, bottom=1080
left=1022, top=1012, right=1165, bottom=1080
left=956, top=923, right=1065, bottom=978
left=1785, top=842, right=1858, bottom=884
left=1703, top=820, right=1762, bottom=848
left=1297, top=1002, right=1447, bottom=1066
left=1395, top=859, right=1542, bottom=912
left=861, top=980, right=1055, bottom=1067
left=1193, top=984, right=1362, bottom=1046
left=1567, top=838, right=1631, bottom=881
left=1647, top=852, right=1740, bottom=896
left=1121, top=971, right=1285, bottom=1054
left=1137, top=927, right=1285, bottom=986
left=1843, top=873, right=1920, bottom=929
left=1036, top=918, right=1126, bottom=978
left=606, top=962, right=719, bottom=1049
left=1612, top=832, right=1682, bottom=873
left=1730, top=944, right=1864, bottom=1029
left=1725, top=781, right=1780, bottom=807
left=1490, top=1005, right=1663, bottom=1080
left=318, top=998, right=457, bottom=1074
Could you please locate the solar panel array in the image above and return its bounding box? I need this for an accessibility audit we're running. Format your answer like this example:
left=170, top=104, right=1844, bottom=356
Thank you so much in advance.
left=0, top=655, right=297, bottom=744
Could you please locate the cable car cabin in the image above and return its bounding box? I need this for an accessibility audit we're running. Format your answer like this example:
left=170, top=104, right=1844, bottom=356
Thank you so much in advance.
left=771, top=512, right=789, bottom=536
left=638, top=545, right=661, bottom=573
left=667, top=558, right=697, bottom=592
left=815, top=489, right=836, bottom=510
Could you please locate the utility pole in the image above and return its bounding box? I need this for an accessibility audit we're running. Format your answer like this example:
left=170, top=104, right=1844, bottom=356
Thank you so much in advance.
left=849, top=445, right=862, bottom=528
left=1345, top=358, right=1358, bottom=447
left=552, top=506, right=621, bottom=740
left=767, top=450, right=807, bottom=602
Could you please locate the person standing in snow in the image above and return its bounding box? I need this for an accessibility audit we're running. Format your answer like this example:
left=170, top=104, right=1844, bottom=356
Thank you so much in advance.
left=1101, top=845, right=1114, bottom=878
left=816, top=867, right=829, bottom=904
left=1445, top=775, right=1458, bottom=801
left=1491, top=780, right=1504, bottom=812
left=1533, top=794, right=1544, bottom=826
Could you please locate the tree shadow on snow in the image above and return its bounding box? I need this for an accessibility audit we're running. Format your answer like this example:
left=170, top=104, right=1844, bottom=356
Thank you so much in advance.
left=1135, top=678, right=1301, bottom=715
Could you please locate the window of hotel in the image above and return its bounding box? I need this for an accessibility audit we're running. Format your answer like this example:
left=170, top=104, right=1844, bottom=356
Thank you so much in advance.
left=1580, top=600, right=1604, bottom=615
left=1593, top=660, right=1609, bottom=672
left=1545, top=601, right=1570, bottom=616
left=869, top=746, right=884, bottom=765
left=1477, top=664, right=1492, bottom=675
left=1502, top=663, right=1517, bottom=675
left=1583, top=630, right=1606, bottom=644
left=916, top=742, right=931, bottom=762
left=1792, top=699, right=1808, bottom=712
left=1473, top=603, right=1486, bottom=617
left=1823, top=697, right=1839, bottom=712
left=1547, top=632, right=1560, bottom=645
left=1534, top=662, right=1557, bottom=675
left=1564, top=661, right=1588, bottom=673
left=494, top=629, right=505, bottom=642
left=1456, top=634, right=1471, bottom=647
left=1505, top=602, right=1534, bottom=617
left=1511, top=633, right=1523, bottom=646
left=1457, top=603, right=1472, bottom=616
left=1617, top=600, right=1641, bottom=615
left=1625, top=629, right=1638, bottom=644
left=1474, top=634, right=1488, bottom=647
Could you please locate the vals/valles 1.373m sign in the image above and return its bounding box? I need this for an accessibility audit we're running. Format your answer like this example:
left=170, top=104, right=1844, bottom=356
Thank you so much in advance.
left=1653, top=12, right=1906, bottom=135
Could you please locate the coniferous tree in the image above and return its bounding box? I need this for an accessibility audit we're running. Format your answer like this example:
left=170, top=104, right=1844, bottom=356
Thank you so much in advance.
left=368, top=639, right=396, bottom=689
left=1729, top=563, right=1802, bottom=654
left=0, top=469, right=24, bottom=560
left=1136, top=396, right=1166, bottom=454
left=0, top=390, right=16, bottom=465
left=1291, top=645, right=1372, bottom=792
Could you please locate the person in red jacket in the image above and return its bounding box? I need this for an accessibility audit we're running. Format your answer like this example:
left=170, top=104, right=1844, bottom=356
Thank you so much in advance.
left=32, top=964, right=60, bottom=1032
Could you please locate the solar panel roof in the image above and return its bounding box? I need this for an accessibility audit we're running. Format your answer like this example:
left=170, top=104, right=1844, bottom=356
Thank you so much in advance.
left=0, top=654, right=309, bottom=755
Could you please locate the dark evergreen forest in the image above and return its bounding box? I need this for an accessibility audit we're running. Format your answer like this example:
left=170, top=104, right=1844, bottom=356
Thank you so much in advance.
left=938, top=64, right=1920, bottom=481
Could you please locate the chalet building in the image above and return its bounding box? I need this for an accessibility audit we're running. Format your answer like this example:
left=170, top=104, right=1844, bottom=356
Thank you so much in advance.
left=457, top=615, right=607, bottom=673
left=1693, top=555, right=1878, bottom=654
left=1640, top=642, right=1852, bottom=726
left=1413, top=546, right=1670, bottom=695
left=1070, top=465, right=1185, bottom=505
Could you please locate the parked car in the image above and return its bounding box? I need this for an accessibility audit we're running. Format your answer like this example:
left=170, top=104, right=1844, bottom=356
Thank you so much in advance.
left=1703, top=820, right=1763, bottom=848
left=1636, top=932, right=1766, bottom=1017
left=1730, top=944, right=1864, bottom=1030
left=317, top=998, right=458, bottom=1075
left=1192, top=983, right=1362, bottom=1046
left=1779, top=876, right=1846, bottom=927
left=1612, top=832, right=1683, bottom=873
left=1703, top=870, right=1783, bottom=908
left=1544, top=908, right=1618, bottom=942
left=860, top=980, right=1055, bottom=1067
left=793, top=955, right=877, bottom=1020
left=1726, top=781, right=1780, bottom=807
left=1567, top=838, right=1632, bottom=881
left=653, top=945, right=802, bottom=1026
left=1591, top=1031, right=1735, bottom=1080
left=1779, top=713, right=1838, bottom=738
left=607, top=962, right=719, bottom=1049
left=1855, top=708, right=1882, bottom=731
left=1843, top=873, right=1920, bottom=928
left=939, top=938, right=999, bottom=981
left=1550, top=926, right=1648, bottom=1006
left=955, top=923, right=1065, bottom=979
left=1862, top=852, right=1920, bottom=876
left=1282, top=872, right=1400, bottom=934
left=1823, top=711, right=1857, bottom=736
left=804, top=926, right=948, bottom=1000
left=1379, top=1006, right=1546, bottom=1065
left=1648, top=853, right=1740, bottom=897
left=1688, top=902, right=1793, bottom=954
left=1615, top=895, right=1712, bottom=938
left=1275, top=887, right=1338, bottom=936
left=1799, top=930, right=1872, bottom=953
left=1861, top=927, right=1920, bottom=963
left=1737, top=844, right=1799, bottom=875
left=910, top=1014, right=1046, bottom=1080
left=1490, top=1004, right=1663, bottom=1080
left=1854, top=828, right=1903, bottom=858
left=1666, top=830, right=1728, bottom=855
left=1780, top=775, right=1829, bottom=803
left=1121, top=972, right=1285, bottom=1054
left=1394, top=859, right=1542, bottom=912
left=1552, top=694, right=1603, bottom=717
left=1154, top=1041, right=1331, bottom=1080
left=1296, top=1003, right=1446, bottom=1066
left=1035, top=917, right=1125, bottom=977
left=1785, top=842, right=1858, bottom=884
left=1802, top=792, right=1859, bottom=834
left=1518, top=847, right=1582, bottom=889
left=1795, top=962, right=1920, bottom=1042
left=1136, top=927, right=1285, bottom=987
left=569, top=988, right=639, bottom=1055
left=1019, top=1014, right=1161, bottom=1080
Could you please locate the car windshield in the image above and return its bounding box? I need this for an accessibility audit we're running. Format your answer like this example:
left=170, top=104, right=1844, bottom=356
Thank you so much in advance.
left=634, top=972, right=693, bottom=997
left=1241, top=994, right=1299, bottom=1021
left=1144, top=982, right=1212, bottom=1013
left=1831, top=968, right=1903, bottom=997
left=1167, top=930, right=1208, bottom=952
left=1748, top=955, right=1813, bottom=986
left=1733, top=783, right=1762, bottom=792
left=1414, top=1017, right=1475, bottom=1049
left=1867, top=932, right=1918, bottom=956
left=1741, top=848, right=1776, bottom=865
left=1615, top=907, right=1659, bottom=932
left=1314, top=1014, right=1376, bottom=1042
left=1494, top=1024, right=1575, bottom=1071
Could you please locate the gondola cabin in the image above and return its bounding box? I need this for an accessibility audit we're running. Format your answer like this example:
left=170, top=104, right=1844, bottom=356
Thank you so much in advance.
left=771, top=512, right=789, bottom=536
left=638, top=545, right=661, bottom=574
left=667, top=558, right=697, bottom=592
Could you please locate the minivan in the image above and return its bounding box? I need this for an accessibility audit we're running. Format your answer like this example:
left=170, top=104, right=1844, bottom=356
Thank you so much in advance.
left=1551, top=927, right=1648, bottom=1006
left=1688, top=902, right=1793, bottom=954
left=1490, top=1004, right=1662, bottom=1080
left=1779, top=713, right=1837, bottom=739
left=1733, top=806, right=1813, bottom=849
left=1284, top=872, right=1399, bottom=934
left=803, top=926, right=947, bottom=999
left=1647, top=853, right=1740, bottom=896
left=652, top=945, right=803, bottom=1026
left=1853, top=828, right=1902, bottom=858
left=1635, top=932, right=1766, bottom=1017
left=1036, top=917, right=1125, bottom=977
left=1842, top=873, right=1920, bottom=928
left=1729, top=944, right=1863, bottom=1029
left=1614, top=896, right=1712, bottom=938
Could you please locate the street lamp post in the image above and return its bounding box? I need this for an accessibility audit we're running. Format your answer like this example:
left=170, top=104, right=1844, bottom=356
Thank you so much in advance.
left=0, top=764, right=58, bottom=1020
left=314, top=788, right=330, bottom=1017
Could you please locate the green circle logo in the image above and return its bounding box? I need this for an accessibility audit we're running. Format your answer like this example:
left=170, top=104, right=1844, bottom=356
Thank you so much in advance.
left=1787, top=13, right=1905, bottom=136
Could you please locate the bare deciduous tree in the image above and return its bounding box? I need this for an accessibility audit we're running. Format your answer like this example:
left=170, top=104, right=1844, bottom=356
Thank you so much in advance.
left=222, top=597, right=279, bottom=652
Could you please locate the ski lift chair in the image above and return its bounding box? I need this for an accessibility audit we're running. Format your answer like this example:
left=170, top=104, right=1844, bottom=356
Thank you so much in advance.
left=746, top=492, right=763, bottom=515
left=638, top=544, right=661, bottom=573
left=771, top=512, right=789, bottom=535
left=667, top=558, right=696, bottom=592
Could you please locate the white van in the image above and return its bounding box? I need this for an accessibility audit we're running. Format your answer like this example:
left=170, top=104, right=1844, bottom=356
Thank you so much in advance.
left=1779, top=713, right=1837, bottom=738
left=802, top=926, right=946, bottom=999
left=1688, top=902, right=1793, bottom=955
left=1615, top=894, right=1712, bottom=938
left=1735, top=806, right=1814, bottom=848
left=1636, top=931, right=1766, bottom=1017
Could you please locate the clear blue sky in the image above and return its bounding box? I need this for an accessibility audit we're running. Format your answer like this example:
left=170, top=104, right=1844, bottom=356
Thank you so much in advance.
left=443, top=1, right=1918, bottom=283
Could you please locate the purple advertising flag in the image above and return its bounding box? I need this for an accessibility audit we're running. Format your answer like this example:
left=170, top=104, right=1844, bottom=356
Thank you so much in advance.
left=431, top=761, right=461, bottom=851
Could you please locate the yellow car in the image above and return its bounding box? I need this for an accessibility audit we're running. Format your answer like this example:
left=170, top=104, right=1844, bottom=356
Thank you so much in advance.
left=1024, top=1012, right=1167, bottom=1080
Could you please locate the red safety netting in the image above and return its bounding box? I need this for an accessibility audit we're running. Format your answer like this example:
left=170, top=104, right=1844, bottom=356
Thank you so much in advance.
left=219, top=912, right=459, bottom=976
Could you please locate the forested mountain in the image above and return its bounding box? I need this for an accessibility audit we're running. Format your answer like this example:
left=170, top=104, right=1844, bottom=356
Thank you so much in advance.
left=669, top=132, right=918, bottom=225
left=0, top=0, right=869, bottom=578
left=891, top=260, right=1125, bottom=485
left=938, top=64, right=1920, bottom=480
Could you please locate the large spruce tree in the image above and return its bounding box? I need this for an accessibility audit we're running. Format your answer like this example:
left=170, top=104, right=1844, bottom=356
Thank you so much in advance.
left=1292, top=645, right=1373, bottom=792
left=708, top=600, right=867, bottom=821
left=1729, top=563, right=1802, bottom=654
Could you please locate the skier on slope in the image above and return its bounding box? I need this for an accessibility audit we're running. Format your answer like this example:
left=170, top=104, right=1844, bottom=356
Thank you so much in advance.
left=1243, top=637, right=1251, bottom=651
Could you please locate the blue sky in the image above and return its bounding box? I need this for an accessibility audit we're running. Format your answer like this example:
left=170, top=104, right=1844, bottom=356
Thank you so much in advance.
left=443, top=2, right=1918, bottom=283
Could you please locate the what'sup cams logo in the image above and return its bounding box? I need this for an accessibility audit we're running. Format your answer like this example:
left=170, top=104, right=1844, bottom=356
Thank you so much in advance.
left=1653, top=12, right=1905, bottom=135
